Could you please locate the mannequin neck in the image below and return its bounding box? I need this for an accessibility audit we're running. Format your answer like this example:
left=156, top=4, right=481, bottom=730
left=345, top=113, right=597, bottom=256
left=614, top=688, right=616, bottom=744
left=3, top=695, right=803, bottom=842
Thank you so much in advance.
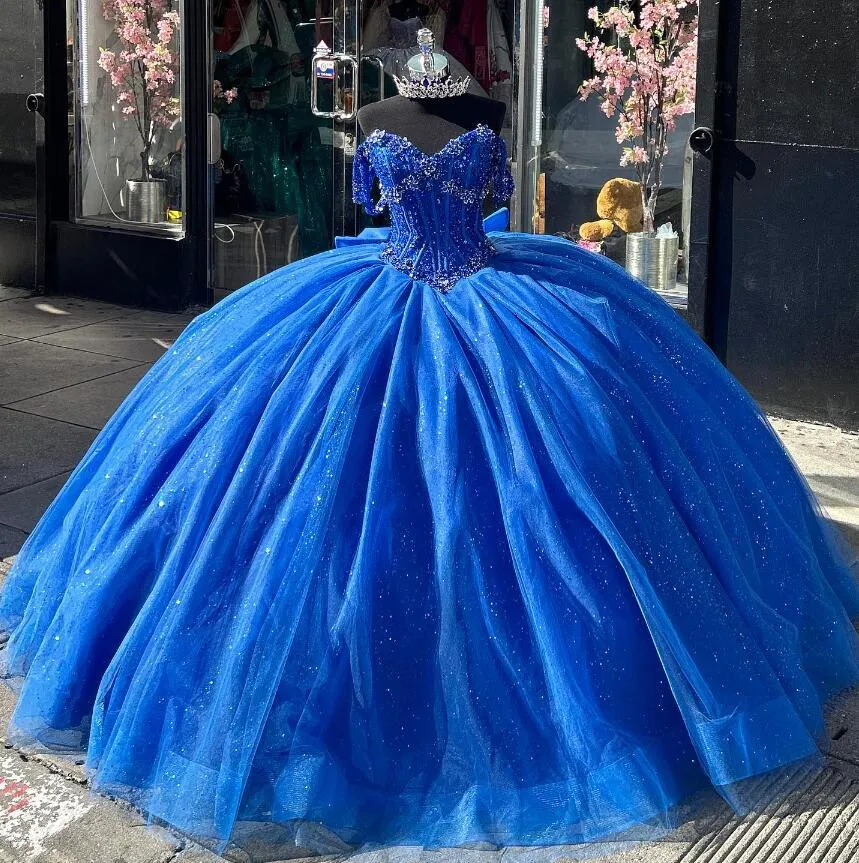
left=357, top=94, right=506, bottom=155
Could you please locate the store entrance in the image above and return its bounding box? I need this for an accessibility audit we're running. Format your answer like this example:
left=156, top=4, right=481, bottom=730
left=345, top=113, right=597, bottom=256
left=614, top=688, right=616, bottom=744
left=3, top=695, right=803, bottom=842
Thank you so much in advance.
left=36, top=0, right=517, bottom=309
left=37, top=1, right=711, bottom=325
left=206, top=0, right=516, bottom=302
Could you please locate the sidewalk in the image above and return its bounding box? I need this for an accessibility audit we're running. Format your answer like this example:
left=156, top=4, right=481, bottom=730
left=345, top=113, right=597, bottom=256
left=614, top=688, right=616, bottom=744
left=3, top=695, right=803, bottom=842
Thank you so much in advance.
left=1, top=289, right=859, bottom=862
left=0, top=286, right=198, bottom=558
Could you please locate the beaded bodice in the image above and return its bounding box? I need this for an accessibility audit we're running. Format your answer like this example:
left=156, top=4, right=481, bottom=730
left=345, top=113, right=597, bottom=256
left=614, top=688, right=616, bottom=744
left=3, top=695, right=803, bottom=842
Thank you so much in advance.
left=352, top=125, right=515, bottom=291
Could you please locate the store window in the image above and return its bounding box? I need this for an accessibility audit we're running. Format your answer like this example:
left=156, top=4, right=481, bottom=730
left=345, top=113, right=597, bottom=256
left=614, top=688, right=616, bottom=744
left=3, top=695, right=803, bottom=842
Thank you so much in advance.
left=360, top=0, right=515, bottom=139
left=513, top=1, right=697, bottom=305
left=67, top=0, right=185, bottom=233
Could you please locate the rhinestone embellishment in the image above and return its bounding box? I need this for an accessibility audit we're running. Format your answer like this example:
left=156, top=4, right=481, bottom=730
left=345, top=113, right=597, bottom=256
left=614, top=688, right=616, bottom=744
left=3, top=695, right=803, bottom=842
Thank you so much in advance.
left=393, top=74, right=471, bottom=100
left=393, top=27, right=471, bottom=99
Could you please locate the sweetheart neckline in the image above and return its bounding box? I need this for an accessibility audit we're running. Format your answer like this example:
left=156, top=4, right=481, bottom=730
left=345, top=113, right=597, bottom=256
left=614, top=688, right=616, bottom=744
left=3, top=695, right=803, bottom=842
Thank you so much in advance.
left=366, top=124, right=496, bottom=160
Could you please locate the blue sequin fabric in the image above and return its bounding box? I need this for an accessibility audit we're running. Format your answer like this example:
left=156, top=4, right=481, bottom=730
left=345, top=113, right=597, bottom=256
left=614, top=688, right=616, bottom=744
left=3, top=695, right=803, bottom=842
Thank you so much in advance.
left=353, top=124, right=514, bottom=291
left=2, top=124, right=859, bottom=855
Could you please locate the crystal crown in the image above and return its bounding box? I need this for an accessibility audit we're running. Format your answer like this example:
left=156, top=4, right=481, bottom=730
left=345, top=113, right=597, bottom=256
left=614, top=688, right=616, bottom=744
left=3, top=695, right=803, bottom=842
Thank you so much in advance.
left=394, top=73, right=471, bottom=99
left=393, top=27, right=469, bottom=99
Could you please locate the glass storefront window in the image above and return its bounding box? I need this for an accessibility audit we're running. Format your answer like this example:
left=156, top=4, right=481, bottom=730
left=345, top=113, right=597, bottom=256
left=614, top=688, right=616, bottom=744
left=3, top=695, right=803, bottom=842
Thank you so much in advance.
left=512, top=1, right=696, bottom=305
left=67, top=0, right=185, bottom=234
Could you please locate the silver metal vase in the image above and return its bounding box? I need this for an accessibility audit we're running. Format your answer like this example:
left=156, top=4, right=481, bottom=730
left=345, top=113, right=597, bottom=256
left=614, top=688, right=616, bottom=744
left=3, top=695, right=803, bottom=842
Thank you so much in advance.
left=126, top=179, right=167, bottom=224
left=625, top=231, right=680, bottom=293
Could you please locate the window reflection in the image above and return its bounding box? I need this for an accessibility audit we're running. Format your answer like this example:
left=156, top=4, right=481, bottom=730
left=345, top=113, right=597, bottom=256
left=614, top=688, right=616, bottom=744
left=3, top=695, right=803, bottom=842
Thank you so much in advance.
left=210, top=0, right=334, bottom=298
left=68, top=0, right=185, bottom=233
left=0, top=0, right=38, bottom=217
left=517, top=1, right=696, bottom=301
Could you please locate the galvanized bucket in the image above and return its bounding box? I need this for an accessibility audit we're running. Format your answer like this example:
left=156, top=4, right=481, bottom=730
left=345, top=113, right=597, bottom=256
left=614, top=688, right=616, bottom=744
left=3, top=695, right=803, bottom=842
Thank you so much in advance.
left=126, top=179, right=167, bottom=224
left=625, top=231, right=680, bottom=293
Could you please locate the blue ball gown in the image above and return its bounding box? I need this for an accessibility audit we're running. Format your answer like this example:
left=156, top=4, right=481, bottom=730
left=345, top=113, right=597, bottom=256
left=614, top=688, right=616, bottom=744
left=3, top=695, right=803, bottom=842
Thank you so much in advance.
left=1, top=124, right=858, bottom=850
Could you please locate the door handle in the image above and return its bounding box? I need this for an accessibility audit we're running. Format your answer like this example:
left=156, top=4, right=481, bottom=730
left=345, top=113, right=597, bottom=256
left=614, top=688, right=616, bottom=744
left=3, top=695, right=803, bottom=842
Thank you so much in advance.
left=336, top=54, right=359, bottom=120
left=26, top=92, right=45, bottom=117
left=311, top=46, right=359, bottom=120
left=689, top=126, right=715, bottom=156
left=207, top=113, right=222, bottom=165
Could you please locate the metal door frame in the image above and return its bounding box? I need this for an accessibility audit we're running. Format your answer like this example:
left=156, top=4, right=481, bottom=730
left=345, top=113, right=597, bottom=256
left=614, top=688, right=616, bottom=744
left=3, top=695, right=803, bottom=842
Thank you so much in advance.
left=312, top=1, right=361, bottom=240
left=685, top=0, right=722, bottom=348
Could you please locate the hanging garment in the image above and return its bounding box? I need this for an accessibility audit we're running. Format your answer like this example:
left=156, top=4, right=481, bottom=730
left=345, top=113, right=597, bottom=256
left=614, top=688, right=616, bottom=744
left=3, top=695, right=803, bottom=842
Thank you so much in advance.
left=486, top=0, right=512, bottom=109
left=2, top=125, right=859, bottom=854
left=424, top=3, right=448, bottom=43
left=214, top=0, right=255, bottom=53
left=445, top=0, right=490, bottom=92
left=362, top=0, right=481, bottom=93
left=363, top=0, right=446, bottom=50
left=229, top=0, right=300, bottom=56
left=362, top=0, right=393, bottom=51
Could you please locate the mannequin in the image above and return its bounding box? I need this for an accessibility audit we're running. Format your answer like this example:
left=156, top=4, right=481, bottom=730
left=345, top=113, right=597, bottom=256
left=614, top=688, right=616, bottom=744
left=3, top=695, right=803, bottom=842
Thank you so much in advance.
left=356, top=27, right=505, bottom=155
left=357, top=93, right=505, bottom=154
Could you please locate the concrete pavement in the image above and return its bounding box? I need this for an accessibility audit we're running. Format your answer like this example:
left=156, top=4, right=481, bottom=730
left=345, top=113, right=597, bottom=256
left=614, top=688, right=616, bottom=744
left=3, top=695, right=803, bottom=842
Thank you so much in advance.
left=0, top=286, right=197, bottom=559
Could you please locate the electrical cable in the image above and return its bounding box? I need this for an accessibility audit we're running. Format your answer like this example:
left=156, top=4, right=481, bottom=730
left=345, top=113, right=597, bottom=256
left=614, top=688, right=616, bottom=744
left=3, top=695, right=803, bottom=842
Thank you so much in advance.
left=82, top=109, right=238, bottom=243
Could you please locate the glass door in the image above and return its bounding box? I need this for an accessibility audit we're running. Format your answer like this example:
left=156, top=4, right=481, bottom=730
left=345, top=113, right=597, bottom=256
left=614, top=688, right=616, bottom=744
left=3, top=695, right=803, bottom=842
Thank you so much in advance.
left=206, top=0, right=521, bottom=303
left=0, top=0, right=44, bottom=290
left=208, top=0, right=346, bottom=301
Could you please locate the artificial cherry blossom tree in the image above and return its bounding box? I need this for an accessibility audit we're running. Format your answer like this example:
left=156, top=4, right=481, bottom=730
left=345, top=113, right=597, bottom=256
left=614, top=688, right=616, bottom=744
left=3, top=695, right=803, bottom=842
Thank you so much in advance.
left=98, top=0, right=181, bottom=182
left=577, top=1, right=698, bottom=235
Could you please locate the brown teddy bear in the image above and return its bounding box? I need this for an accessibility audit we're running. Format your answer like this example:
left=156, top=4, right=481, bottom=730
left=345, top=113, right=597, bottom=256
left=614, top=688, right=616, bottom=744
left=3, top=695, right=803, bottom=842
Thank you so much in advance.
left=577, top=178, right=644, bottom=243
left=579, top=219, right=615, bottom=243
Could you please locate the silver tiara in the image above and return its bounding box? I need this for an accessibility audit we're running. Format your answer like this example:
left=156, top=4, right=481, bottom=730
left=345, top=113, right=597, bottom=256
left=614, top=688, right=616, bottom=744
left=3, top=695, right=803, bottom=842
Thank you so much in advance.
left=394, top=28, right=470, bottom=99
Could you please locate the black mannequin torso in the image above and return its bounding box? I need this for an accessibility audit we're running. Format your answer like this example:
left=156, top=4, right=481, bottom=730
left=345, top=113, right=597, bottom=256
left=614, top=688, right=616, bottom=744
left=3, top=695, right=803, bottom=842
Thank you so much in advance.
left=357, top=94, right=506, bottom=155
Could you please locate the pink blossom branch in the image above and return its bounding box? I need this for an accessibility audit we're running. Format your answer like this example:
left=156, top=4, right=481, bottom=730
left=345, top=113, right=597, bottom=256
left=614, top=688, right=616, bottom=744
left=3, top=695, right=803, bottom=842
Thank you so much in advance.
left=576, top=1, right=698, bottom=234
left=98, top=1, right=181, bottom=180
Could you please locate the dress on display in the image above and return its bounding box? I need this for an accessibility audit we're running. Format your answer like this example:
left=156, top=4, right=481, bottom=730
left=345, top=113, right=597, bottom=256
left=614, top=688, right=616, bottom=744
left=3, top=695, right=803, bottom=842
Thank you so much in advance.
left=362, top=0, right=484, bottom=97
left=361, top=0, right=513, bottom=108
left=444, top=0, right=511, bottom=102
left=1, top=124, right=858, bottom=850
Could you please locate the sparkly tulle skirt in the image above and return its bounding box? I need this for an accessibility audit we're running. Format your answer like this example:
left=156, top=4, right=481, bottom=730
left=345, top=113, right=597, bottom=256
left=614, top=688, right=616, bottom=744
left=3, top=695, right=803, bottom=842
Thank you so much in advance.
left=1, top=223, right=858, bottom=850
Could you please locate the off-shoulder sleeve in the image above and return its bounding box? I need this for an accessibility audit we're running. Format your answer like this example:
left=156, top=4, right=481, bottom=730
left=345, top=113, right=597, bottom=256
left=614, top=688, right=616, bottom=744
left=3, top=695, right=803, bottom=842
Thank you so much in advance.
left=352, top=141, right=387, bottom=216
left=490, top=135, right=515, bottom=206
